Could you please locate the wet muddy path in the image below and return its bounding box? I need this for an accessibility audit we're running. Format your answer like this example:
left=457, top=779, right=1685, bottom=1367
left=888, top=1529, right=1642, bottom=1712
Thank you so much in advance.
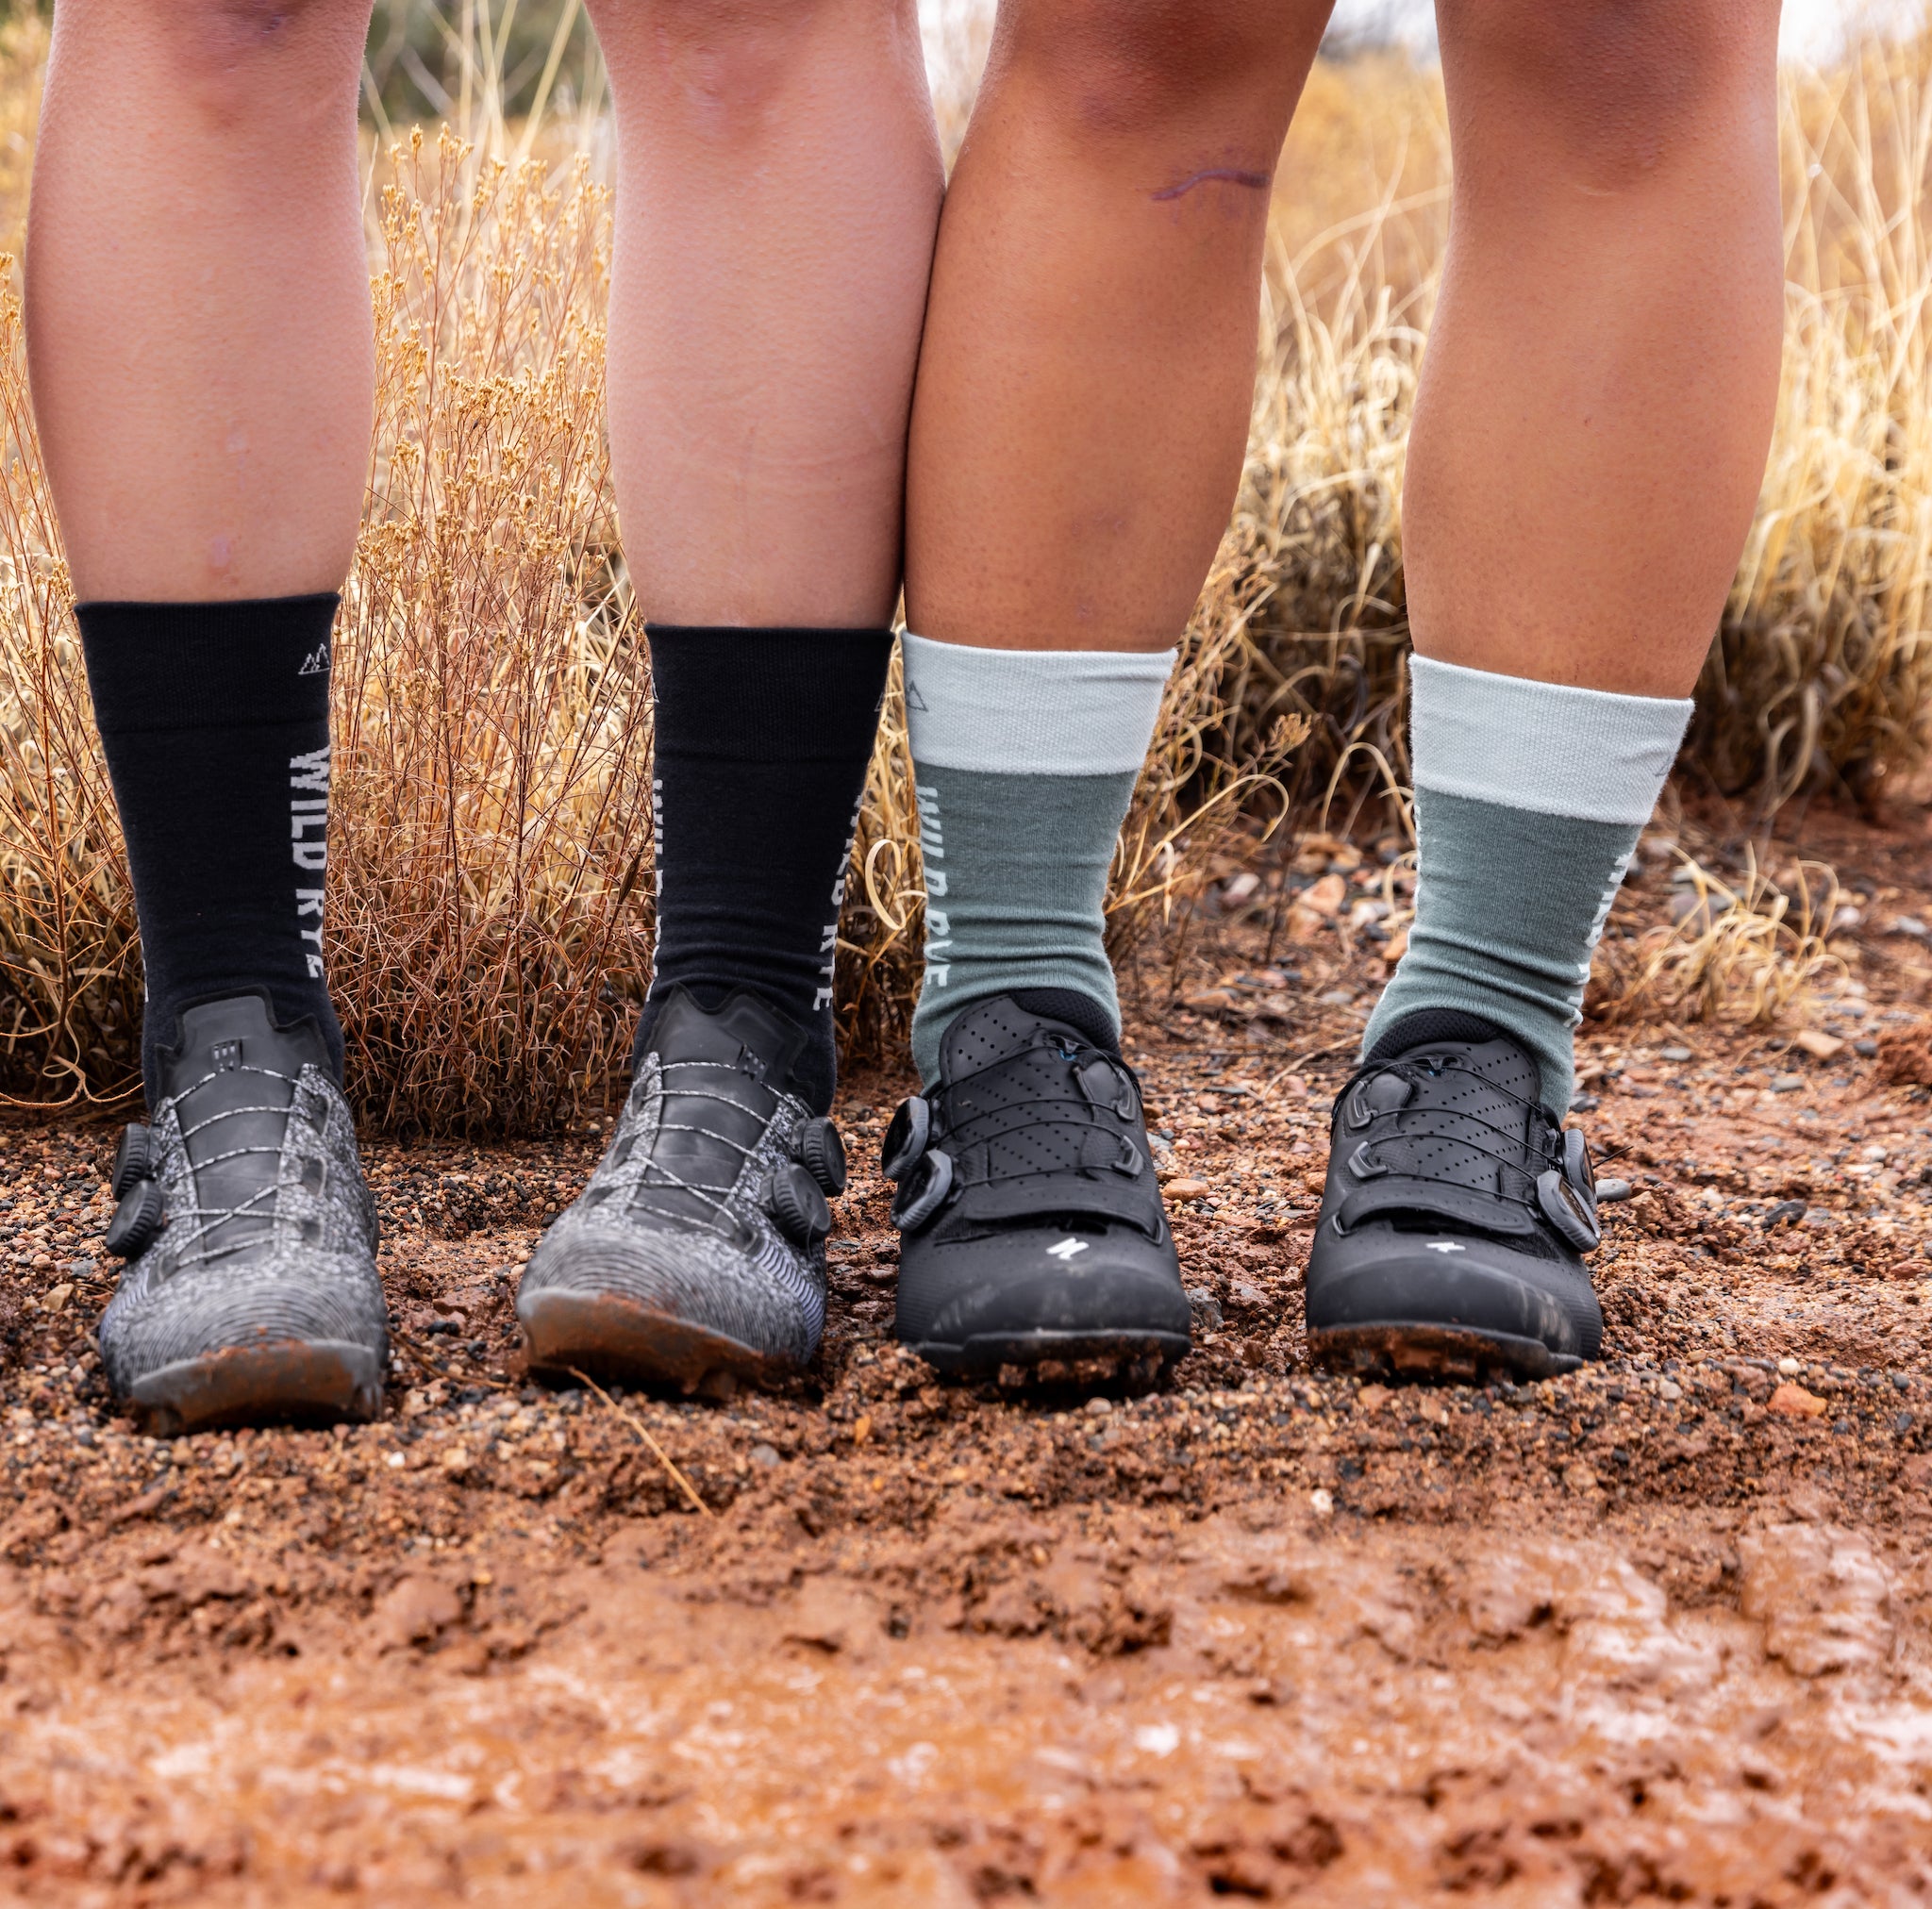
left=1, top=809, right=1930, bottom=1903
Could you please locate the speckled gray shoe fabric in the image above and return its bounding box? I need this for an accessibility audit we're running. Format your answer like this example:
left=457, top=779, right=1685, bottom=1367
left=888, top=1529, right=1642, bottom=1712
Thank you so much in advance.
left=98, top=993, right=386, bottom=1434
left=517, top=987, right=844, bottom=1392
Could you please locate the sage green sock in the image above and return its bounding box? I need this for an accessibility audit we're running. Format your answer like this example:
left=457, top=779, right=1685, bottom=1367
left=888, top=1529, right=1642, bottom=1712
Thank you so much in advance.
left=1361, top=656, right=1692, bottom=1115
left=902, top=634, right=1174, bottom=1087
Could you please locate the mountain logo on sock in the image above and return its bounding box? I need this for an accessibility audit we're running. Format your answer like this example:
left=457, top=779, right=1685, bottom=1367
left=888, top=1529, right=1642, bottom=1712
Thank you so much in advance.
left=905, top=682, right=928, bottom=712
left=298, top=643, right=331, bottom=677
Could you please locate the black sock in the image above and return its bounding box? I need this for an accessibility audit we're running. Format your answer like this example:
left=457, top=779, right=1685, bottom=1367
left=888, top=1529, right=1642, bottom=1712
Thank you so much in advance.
left=639, top=624, right=892, bottom=1114
left=77, top=595, right=343, bottom=1103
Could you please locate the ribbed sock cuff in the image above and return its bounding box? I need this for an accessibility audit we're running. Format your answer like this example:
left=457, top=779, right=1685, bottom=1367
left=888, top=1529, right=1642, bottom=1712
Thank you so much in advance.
left=646, top=625, right=892, bottom=763
left=76, top=595, right=338, bottom=733
left=900, top=632, right=1174, bottom=775
left=1408, top=654, right=1691, bottom=826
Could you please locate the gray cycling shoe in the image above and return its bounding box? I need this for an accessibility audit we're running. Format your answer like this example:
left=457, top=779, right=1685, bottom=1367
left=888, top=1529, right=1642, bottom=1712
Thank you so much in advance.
left=516, top=987, right=844, bottom=1394
left=98, top=992, right=387, bottom=1435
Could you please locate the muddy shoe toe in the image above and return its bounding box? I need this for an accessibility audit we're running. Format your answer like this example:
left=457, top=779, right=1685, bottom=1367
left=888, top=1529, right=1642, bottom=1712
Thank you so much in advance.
left=517, top=988, right=841, bottom=1393
left=98, top=993, right=387, bottom=1435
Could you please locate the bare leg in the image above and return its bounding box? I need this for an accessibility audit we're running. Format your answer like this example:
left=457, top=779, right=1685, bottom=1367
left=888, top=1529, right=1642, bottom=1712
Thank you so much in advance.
left=590, top=0, right=942, bottom=628
left=1316, top=1, right=1786, bottom=1382
left=26, top=0, right=375, bottom=602
left=904, top=0, right=1335, bottom=653
left=1407, top=0, right=1785, bottom=696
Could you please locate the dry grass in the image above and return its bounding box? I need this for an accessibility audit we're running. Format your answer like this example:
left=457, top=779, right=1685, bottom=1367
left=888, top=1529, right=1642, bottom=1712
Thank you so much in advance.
left=1589, top=849, right=1847, bottom=1031
left=0, top=13, right=1925, bottom=1120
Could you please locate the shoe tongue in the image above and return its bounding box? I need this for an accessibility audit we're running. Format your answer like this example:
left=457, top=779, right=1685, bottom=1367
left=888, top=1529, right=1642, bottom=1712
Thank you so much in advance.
left=645, top=987, right=806, bottom=1090
left=161, top=996, right=326, bottom=1257
left=938, top=995, right=1086, bottom=1083
left=634, top=988, right=795, bottom=1227
left=1371, top=1009, right=1543, bottom=1111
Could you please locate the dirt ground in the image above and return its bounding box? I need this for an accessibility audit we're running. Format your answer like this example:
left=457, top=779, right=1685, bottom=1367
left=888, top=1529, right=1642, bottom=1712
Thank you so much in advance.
left=1, top=811, right=1930, bottom=1905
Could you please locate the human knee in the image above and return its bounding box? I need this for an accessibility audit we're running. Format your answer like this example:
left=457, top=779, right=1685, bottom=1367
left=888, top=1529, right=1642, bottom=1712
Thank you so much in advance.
left=991, top=0, right=1326, bottom=144
left=109, top=0, right=374, bottom=126
left=591, top=0, right=908, bottom=132
left=1439, top=0, right=1777, bottom=189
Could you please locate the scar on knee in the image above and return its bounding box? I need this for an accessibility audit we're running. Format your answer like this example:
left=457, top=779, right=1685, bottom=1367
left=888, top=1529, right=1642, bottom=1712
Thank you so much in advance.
left=1149, top=167, right=1270, bottom=202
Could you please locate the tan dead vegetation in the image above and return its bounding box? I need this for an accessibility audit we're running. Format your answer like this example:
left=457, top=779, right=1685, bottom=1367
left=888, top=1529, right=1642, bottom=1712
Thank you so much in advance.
left=0, top=13, right=1922, bottom=1120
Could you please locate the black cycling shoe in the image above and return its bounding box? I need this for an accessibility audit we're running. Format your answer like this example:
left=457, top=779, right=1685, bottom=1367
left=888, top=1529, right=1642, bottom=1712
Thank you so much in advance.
left=885, top=994, right=1191, bottom=1378
left=1305, top=1010, right=1603, bottom=1382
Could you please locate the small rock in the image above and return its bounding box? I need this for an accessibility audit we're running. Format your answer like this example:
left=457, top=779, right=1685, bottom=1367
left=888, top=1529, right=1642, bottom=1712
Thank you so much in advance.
left=1357, top=1384, right=1391, bottom=1414
left=783, top=1579, right=877, bottom=1656
left=1892, top=916, right=1928, bottom=938
left=1084, top=1397, right=1113, bottom=1418
left=1308, top=1488, right=1334, bottom=1517
left=1165, top=1178, right=1209, bottom=1203
left=1801, top=1209, right=1838, bottom=1230
left=1185, top=1286, right=1223, bottom=1331
left=1769, top=1383, right=1829, bottom=1419
left=1829, top=905, right=1863, bottom=934
left=1855, top=1039, right=1879, bottom=1057
left=1594, top=1178, right=1633, bottom=1204
left=1793, top=1030, right=1845, bottom=1062
left=1302, top=872, right=1348, bottom=919
left=1658, top=1381, right=1683, bottom=1402
left=1777, top=1355, right=1803, bottom=1376
left=1771, top=1074, right=1805, bottom=1093
left=1762, top=1200, right=1807, bottom=1230
left=41, top=1284, right=72, bottom=1315
left=1660, top=1046, right=1692, bottom=1063
left=374, top=1574, right=462, bottom=1652
left=749, top=1442, right=781, bottom=1469
left=1562, top=1461, right=1600, bottom=1494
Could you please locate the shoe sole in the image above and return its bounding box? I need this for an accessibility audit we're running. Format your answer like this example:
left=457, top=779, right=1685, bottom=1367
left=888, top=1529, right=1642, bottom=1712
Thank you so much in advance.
left=906, top=1326, right=1191, bottom=1379
left=520, top=1290, right=797, bottom=1397
left=1308, top=1321, right=1584, bottom=1382
left=128, top=1339, right=385, bottom=1436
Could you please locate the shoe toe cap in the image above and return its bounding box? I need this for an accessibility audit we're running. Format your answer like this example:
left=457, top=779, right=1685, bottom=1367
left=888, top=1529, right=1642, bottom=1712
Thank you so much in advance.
left=100, top=1252, right=388, bottom=1389
left=518, top=1211, right=824, bottom=1367
left=1307, top=1228, right=1599, bottom=1354
left=899, top=1227, right=1191, bottom=1350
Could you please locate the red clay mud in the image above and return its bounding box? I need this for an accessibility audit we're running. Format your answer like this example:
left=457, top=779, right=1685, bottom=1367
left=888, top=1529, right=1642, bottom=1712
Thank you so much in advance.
left=0, top=808, right=1928, bottom=1903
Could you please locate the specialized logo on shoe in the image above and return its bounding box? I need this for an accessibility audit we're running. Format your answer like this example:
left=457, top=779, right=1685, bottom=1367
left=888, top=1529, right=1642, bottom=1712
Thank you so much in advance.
left=298, top=642, right=331, bottom=677
left=1425, top=1240, right=1467, bottom=1254
left=1046, top=1237, right=1090, bottom=1262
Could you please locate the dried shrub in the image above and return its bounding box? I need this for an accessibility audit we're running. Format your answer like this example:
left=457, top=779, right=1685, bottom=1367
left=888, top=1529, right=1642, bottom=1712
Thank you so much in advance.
left=1589, top=852, right=1846, bottom=1030
left=332, top=131, right=649, bottom=1135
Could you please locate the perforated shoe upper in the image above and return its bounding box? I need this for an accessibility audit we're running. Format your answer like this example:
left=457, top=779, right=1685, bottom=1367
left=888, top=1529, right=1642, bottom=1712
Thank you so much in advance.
left=888, top=995, right=1188, bottom=1361
left=1306, top=1019, right=1603, bottom=1362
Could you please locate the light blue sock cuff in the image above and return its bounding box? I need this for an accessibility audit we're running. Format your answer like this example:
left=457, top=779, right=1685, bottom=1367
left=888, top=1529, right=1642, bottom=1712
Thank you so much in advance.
left=1408, top=655, right=1692, bottom=826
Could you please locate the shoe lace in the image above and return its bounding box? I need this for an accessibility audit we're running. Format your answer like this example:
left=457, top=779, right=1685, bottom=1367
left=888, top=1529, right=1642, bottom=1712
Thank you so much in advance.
left=167, top=1061, right=304, bottom=1270
left=625, top=1054, right=774, bottom=1232
left=1355, top=1054, right=1556, bottom=1217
